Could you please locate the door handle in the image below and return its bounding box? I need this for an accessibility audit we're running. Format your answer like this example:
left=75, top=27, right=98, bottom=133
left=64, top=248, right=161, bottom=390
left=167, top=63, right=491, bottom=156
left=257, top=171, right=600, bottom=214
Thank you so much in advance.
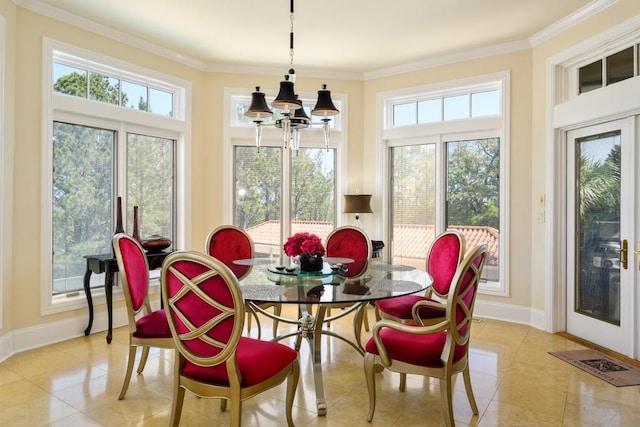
left=616, top=239, right=628, bottom=270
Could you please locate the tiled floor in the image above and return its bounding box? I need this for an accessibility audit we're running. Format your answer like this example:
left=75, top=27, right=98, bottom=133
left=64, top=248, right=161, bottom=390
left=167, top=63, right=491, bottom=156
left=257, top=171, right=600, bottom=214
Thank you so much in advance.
left=1, top=305, right=640, bottom=426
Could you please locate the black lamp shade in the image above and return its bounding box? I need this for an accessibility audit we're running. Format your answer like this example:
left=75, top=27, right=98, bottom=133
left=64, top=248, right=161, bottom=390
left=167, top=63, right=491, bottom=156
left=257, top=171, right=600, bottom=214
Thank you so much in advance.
left=312, top=84, right=340, bottom=117
left=245, top=87, right=273, bottom=119
left=272, top=76, right=301, bottom=110
left=343, top=194, right=373, bottom=213
left=291, top=98, right=310, bottom=127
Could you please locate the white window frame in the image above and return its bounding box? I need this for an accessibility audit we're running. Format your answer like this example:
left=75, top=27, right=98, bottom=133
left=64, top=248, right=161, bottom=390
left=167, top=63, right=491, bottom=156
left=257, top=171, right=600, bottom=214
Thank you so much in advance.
left=223, top=88, right=348, bottom=234
left=41, top=38, right=192, bottom=315
left=378, top=71, right=510, bottom=296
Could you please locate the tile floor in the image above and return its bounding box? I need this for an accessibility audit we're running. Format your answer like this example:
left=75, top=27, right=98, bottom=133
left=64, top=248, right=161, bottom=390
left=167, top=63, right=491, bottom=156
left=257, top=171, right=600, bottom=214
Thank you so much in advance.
left=1, top=305, right=640, bottom=426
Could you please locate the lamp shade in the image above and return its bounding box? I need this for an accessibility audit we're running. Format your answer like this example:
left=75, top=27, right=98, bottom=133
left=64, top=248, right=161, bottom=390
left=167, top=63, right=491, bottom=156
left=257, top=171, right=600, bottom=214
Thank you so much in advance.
left=272, top=76, right=301, bottom=110
left=343, top=194, right=373, bottom=214
left=245, top=87, right=273, bottom=119
left=312, top=84, right=340, bottom=117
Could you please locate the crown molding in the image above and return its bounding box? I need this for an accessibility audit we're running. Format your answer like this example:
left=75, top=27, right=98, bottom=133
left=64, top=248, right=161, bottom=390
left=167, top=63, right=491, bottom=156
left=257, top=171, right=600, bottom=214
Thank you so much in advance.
left=205, top=63, right=363, bottom=81
left=363, top=40, right=529, bottom=81
left=529, top=0, right=619, bottom=46
left=16, top=0, right=617, bottom=81
left=15, top=0, right=209, bottom=70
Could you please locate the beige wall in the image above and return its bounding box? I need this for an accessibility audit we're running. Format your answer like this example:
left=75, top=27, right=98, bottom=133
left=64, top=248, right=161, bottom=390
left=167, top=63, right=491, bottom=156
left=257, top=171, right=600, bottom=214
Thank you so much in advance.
left=1, top=0, right=638, bottom=345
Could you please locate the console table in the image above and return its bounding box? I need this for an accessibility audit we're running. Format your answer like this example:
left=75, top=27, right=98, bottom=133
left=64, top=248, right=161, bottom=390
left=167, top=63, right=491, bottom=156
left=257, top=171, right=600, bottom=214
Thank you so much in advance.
left=83, top=250, right=173, bottom=343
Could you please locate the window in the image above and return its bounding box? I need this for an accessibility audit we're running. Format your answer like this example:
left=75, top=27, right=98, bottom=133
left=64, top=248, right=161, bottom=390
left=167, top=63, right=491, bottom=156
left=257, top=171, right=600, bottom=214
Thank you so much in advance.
left=43, top=39, right=189, bottom=312
left=392, top=89, right=500, bottom=127
left=578, top=45, right=638, bottom=94
left=227, top=89, right=345, bottom=252
left=384, top=73, right=508, bottom=295
left=53, top=59, right=176, bottom=117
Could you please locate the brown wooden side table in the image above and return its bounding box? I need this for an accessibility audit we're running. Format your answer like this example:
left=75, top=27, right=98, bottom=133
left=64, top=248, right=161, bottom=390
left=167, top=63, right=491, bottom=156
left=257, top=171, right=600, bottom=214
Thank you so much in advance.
left=83, top=250, right=173, bottom=343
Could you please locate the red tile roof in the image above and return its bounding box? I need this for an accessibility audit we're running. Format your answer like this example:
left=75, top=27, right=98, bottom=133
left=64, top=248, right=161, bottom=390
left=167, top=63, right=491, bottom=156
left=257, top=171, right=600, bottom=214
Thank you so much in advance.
left=245, top=221, right=499, bottom=266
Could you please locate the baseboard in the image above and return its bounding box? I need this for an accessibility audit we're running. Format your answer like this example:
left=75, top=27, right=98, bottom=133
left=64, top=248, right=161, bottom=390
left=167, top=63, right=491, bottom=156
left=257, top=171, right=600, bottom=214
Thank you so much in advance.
left=0, top=306, right=129, bottom=363
left=474, top=299, right=544, bottom=328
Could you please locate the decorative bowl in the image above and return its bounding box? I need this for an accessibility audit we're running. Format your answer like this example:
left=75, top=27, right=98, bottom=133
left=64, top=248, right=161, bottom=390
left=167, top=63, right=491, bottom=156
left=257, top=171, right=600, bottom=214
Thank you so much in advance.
left=140, top=235, right=171, bottom=253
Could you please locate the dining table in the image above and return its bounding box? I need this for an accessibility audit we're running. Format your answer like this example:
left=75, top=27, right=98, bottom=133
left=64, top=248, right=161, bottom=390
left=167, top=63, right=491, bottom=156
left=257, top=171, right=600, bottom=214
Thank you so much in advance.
left=235, top=256, right=431, bottom=416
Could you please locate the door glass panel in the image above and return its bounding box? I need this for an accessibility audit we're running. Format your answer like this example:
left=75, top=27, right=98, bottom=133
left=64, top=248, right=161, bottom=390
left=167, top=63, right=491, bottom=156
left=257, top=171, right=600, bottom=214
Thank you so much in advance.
left=390, top=144, right=436, bottom=268
left=575, top=131, right=621, bottom=325
left=446, top=138, right=500, bottom=282
left=234, top=146, right=282, bottom=257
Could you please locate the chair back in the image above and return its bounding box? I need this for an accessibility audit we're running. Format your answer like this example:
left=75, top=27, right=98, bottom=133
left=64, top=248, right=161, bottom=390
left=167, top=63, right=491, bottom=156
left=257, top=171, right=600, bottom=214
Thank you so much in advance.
left=162, top=250, right=245, bottom=368
left=206, top=225, right=254, bottom=280
left=113, top=233, right=151, bottom=326
left=427, top=230, right=465, bottom=298
left=444, top=244, right=487, bottom=362
left=325, top=226, right=372, bottom=278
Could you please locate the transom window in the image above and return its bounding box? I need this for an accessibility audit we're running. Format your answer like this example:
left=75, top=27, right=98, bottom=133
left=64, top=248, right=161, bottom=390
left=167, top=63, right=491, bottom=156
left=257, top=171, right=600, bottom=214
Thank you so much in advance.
left=53, top=52, right=180, bottom=118
left=391, top=89, right=500, bottom=127
left=578, top=45, right=639, bottom=94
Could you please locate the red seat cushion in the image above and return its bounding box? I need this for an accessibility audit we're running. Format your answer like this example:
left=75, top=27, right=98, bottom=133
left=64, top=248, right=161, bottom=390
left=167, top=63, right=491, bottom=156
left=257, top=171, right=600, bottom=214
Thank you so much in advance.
left=182, top=337, right=298, bottom=387
left=375, top=296, right=445, bottom=320
left=364, top=327, right=466, bottom=368
left=133, top=309, right=172, bottom=339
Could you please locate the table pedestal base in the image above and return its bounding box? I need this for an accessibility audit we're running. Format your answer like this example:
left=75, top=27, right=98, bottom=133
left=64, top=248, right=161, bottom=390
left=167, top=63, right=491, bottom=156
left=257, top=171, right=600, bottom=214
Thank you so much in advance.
left=248, top=302, right=366, bottom=416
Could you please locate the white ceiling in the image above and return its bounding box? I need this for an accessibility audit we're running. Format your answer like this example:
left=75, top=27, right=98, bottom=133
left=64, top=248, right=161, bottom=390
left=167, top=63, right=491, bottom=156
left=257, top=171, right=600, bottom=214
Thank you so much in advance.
left=26, top=0, right=600, bottom=76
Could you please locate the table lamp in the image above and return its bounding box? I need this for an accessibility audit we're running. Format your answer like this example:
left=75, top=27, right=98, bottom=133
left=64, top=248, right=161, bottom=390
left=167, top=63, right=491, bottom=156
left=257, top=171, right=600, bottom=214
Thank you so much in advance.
left=343, top=194, right=373, bottom=228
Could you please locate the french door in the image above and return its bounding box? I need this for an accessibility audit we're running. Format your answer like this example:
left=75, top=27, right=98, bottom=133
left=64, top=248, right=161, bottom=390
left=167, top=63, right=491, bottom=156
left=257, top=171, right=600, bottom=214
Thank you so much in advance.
left=566, top=118, right=636, bottom=355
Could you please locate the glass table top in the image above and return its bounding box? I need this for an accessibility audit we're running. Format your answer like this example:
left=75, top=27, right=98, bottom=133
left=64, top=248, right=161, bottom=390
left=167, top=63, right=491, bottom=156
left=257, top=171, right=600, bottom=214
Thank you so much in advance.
left=237, top=259, right=431, bottom=305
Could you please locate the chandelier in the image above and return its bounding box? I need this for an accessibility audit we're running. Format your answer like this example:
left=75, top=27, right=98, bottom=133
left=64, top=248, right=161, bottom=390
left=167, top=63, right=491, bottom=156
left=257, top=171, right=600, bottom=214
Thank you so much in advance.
left=245, top=0, right=340, bottom=151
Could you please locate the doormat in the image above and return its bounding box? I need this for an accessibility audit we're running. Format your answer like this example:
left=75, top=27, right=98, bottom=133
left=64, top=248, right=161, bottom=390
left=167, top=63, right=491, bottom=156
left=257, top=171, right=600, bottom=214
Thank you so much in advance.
left=549, top=349, right=640, bottom=387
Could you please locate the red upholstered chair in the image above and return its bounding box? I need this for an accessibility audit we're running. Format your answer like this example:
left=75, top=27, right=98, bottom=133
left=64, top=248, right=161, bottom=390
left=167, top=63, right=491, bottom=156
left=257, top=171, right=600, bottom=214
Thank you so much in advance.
left=206, top=225, right=280, bottom=338
left=161, top=251, right=300, bottom=427
left=324, top=225, right=373, bottom=329
left=364, top=244, right=487, bottom=427
left=375, top=230, right=465, bottom=323
left=112, top=233, right=173, bottom=400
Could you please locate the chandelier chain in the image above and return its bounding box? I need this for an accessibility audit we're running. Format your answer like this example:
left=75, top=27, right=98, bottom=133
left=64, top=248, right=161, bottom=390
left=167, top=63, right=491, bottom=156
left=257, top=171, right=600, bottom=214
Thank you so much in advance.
left=289, top=11, right=295, bottom=70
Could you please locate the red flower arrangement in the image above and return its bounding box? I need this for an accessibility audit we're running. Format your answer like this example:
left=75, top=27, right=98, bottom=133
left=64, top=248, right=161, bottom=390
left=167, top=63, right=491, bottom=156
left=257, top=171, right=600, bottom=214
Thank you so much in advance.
left=283, top=232, right=325, bottom=257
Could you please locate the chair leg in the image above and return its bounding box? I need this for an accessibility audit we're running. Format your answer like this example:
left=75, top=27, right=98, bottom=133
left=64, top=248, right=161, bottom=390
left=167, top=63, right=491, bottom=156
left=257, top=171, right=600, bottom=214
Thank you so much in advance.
left=399, top=373, right=407, bottom=391
left=272, top=304, right=281, bottom=337
left=363, top=304, right=370, bottom=332
left=439, top=376, right=455, bottom=427
left=462, top=365, right=479, bottom=414
left=230, top=393, right=242, bottom=427
left=169, top=385, right=185, bottom=427
left=137, top=346, right=150, bottom=374
left=364, top=353, right=377, bottom=422
left=118, top=345, right=137, bottom=400
left=286, top=360, right=300, bottom=427
left=220, top=398, right=227, bottom=412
